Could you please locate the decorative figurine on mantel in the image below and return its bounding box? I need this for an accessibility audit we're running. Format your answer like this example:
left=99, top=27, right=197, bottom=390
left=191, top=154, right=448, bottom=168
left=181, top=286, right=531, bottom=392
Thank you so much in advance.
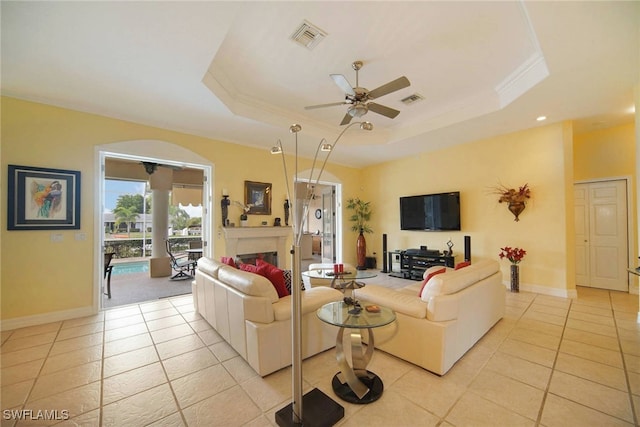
left=221, top=188, right=230, bottom=227
left=284, top=199, right=290, bottom=226
left=445, top=239, right=454, bottom=256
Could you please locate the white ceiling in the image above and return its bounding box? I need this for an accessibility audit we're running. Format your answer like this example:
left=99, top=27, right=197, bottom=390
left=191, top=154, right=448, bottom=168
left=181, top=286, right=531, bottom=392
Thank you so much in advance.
left=2, top=1, right=638, bottom=168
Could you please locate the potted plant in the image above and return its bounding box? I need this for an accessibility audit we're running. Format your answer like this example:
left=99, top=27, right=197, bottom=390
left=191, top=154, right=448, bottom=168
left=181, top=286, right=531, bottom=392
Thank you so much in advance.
left=233, top=201, right=252, bottom=227
left=346, top=198, right=373, bottom=270
left=498, top=246, right=526, bottom=292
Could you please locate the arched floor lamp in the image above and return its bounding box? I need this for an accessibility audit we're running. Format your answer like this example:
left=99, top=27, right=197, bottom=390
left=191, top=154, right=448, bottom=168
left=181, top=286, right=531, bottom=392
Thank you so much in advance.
left=274, top=121, right=373, bottom=427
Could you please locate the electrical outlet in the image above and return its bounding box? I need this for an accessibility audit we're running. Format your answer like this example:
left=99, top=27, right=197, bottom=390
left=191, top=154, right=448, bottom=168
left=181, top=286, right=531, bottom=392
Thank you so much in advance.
left=75, top=232, right=86, bottom=241
left=50, top=233, right=63, bottom=242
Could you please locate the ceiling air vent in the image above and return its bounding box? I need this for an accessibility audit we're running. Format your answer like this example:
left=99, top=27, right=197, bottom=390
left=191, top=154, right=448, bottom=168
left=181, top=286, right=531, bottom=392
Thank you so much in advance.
left=401, top=93, right=425, bottom=105
left=290, top=20, right=327, bottom=50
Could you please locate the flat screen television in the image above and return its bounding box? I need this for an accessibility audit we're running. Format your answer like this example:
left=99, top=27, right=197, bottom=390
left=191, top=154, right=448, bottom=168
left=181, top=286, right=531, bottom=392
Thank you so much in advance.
left=400, top=192, right=461, bottom=231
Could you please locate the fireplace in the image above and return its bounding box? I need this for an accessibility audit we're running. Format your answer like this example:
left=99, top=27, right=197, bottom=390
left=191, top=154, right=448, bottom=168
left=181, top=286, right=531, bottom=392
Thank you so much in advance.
left=236, top=251, right=278, bottom=266
left=221, top=226, right=291, bottom=268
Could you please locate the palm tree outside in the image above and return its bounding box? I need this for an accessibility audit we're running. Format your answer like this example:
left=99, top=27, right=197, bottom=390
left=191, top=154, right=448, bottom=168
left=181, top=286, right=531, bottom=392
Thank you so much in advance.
left=113, top=206, right=139, bottom=237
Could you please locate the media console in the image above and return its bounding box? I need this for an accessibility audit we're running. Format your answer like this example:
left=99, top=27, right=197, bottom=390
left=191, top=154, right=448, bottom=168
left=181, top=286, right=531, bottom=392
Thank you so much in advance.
left=388, top=249, right=456, bottom=281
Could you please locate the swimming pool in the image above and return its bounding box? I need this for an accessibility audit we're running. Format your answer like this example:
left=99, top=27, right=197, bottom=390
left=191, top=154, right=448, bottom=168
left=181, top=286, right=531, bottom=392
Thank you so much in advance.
left=112, top=261, right=149, bottom=275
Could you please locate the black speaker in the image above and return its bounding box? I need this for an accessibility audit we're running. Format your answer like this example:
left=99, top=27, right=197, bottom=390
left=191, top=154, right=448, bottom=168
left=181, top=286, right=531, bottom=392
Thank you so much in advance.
left=464, top=235, right=471, bottom=262
left=381, top=234, right=388, bottom=273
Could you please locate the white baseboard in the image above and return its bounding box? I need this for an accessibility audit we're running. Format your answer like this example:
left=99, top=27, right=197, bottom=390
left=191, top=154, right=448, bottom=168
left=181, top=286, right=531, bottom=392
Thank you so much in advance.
left=1, top=306, right=97, bottom=332
left=502, top=281, right=578, bottom=299
left=501, top=280, right=640, bottom=299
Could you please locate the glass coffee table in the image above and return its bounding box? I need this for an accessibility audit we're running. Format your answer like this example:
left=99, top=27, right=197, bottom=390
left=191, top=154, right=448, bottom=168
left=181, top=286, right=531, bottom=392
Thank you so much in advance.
left=303, top=269, right=377, bottom=282
left=317, top=301, right=395, bottom=404
left=302, top=269, right=377, bottom=294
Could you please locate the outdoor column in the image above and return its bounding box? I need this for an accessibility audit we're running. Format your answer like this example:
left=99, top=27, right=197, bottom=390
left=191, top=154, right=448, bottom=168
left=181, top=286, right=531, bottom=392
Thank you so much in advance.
left=149, top=167, right=172, bottom=277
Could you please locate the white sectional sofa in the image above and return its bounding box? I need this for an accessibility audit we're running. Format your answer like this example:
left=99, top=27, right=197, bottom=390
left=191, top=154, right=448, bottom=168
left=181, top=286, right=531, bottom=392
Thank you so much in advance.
left=193, top=258, right=343, bottom=376
left=354, top=259, right=504, bottom=375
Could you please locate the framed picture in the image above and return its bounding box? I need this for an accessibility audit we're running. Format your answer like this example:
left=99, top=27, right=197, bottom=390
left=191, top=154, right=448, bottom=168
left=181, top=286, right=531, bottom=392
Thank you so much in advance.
left=7, top=165, right=81, bottom=230
left=244, top=180, right=272, bottom=215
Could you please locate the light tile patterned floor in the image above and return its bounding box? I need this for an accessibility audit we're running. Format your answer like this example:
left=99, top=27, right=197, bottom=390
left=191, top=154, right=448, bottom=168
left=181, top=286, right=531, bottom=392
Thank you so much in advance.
left=1, top=285, right=639, bottom=426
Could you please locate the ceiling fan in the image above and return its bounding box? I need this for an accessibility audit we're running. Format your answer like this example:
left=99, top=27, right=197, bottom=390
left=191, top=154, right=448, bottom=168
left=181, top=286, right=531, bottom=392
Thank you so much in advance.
left=305, top=60, right=410, bottom=125
left=141, top=161, right=183, bottom=175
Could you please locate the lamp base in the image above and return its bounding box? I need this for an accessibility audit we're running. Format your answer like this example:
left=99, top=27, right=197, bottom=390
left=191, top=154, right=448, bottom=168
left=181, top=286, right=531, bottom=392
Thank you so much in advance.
left=275, top=388, right=344, bottom=427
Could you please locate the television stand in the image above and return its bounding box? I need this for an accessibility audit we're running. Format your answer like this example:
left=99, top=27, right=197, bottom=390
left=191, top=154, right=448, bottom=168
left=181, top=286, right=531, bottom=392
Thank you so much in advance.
left=388, top=250, right=455, bottom=281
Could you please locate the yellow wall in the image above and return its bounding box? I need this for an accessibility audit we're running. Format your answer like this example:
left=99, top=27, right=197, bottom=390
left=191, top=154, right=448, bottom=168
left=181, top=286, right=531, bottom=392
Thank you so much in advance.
left=573, top=122, right=638, bottom=289
left=362, top=123, right=574, bottom=295
left=574, top=122, right=636, bottom=181
left=1, top=97, right=363, bottom=321
left=2, top=96, right=637, bottom=324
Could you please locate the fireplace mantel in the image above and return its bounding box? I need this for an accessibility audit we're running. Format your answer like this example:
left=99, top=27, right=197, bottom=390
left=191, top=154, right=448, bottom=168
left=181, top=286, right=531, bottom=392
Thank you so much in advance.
left=222, top=226, right=292, bottom=268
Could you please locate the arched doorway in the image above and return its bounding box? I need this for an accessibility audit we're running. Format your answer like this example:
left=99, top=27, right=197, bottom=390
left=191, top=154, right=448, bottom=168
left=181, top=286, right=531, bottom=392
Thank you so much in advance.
left=293, top=169, right=343, bottom=267
left=96, top=140, right=213, bottom=309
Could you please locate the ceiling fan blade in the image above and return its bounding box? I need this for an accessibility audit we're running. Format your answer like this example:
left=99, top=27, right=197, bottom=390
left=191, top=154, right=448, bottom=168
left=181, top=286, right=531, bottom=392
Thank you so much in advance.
left=340, top=112, right=353, bottom=126
left=368, top=76, right=410, bottom=99
left=304, top=101, right=348, bottom=110
left=368, top=102, right=401, bottom=119
left=330, top=74, right=356, bottom=96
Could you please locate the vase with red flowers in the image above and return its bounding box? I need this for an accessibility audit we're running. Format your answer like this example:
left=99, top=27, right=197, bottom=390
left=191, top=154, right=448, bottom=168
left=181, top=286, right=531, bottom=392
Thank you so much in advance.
left=499, top=246, right=526, bottom=292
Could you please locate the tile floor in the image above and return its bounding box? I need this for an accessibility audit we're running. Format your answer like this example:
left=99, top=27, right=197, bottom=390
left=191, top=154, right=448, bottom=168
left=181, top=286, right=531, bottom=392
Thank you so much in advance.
left=1, top=285, right=640, bottom=426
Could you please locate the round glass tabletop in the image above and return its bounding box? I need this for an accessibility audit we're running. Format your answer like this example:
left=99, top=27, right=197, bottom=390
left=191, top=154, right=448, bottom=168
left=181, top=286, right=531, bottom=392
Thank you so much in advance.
left=317, top=301, right=395, bottom=329
left=302, top=269, right=377, bottom=280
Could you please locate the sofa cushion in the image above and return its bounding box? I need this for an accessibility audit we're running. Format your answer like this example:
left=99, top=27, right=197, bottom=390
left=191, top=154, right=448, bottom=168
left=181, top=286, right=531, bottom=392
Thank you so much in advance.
left=397, top=282, right=422, bottom=296
left=197, top=258, right=225, bottom=279
left=421, top=259, right=499, bottom=301
left=272, top=287, right=343, bottom=321
left=418, top=267, right=446, bottom=297
left=355, top=285, right=427, bottom=319
left=218, top=266, right=279, bottom=303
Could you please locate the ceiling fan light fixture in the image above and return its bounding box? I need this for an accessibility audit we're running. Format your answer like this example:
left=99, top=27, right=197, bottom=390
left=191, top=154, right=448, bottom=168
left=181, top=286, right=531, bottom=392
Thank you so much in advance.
left=360, top=122, right=374, bottom=131
left=289, top=124, right=302, bottom=133
left=348, top=104, right=368, bottom=118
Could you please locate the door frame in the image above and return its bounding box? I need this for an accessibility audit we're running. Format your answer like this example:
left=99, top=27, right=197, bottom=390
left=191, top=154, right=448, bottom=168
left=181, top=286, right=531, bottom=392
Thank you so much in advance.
left=574, top=175, right=635, bottom=293
left=294, top=171, right=343, bottom=264
left=94, top=141, right=213, bottom=310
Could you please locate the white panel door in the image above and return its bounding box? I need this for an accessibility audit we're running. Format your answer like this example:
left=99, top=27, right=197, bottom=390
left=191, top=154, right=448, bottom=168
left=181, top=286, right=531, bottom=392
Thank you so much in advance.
left=321, top=186, right=335, bottom=263
left=574, top=185, right=589, bottom=286
left=574, top=180, right=628, bottom=291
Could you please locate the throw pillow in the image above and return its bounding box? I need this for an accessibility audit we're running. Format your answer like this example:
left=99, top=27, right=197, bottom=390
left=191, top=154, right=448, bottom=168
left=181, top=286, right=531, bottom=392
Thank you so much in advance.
left=256, top=259, right=290, bottom=298
left=418, top=267, right=446, bottom=297
left=283, top=269, right=293, bottom=293
left=281, top=270, right=305, bottom=292
left=455, top=261, right=471, bottom=270
left=239, top=262, right=262, bottom=274
left=221, top=256, right=237, bottom=268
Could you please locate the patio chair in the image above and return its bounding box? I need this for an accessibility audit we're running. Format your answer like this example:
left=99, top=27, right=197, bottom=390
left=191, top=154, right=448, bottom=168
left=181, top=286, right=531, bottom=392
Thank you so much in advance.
left=166, top=240, right=196, bottom=280
left=186, top=240, right=204, bottom=261
left=104, top=252, right=115, bottom=298
left=189, top=240, right=203, bottom=249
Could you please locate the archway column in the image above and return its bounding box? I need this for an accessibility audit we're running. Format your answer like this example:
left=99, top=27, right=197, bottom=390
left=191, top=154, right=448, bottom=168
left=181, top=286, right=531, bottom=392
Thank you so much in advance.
left=149, top=167, right=172, bottom=277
